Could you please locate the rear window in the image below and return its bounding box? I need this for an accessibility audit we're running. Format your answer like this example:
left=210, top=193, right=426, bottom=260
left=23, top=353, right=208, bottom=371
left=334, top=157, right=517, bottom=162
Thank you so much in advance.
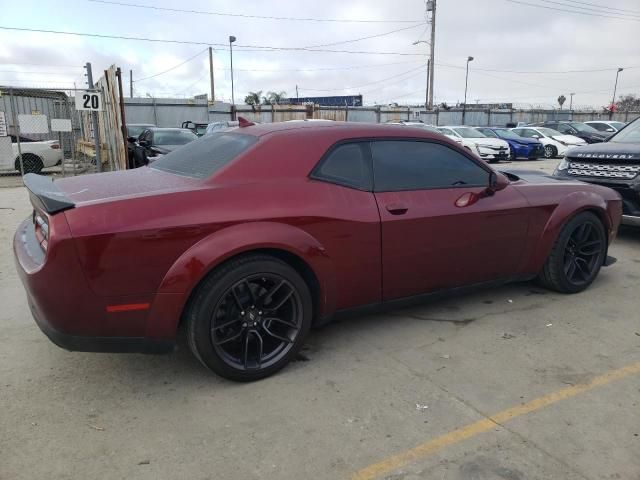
left=151, top=133, right=257, bottom=179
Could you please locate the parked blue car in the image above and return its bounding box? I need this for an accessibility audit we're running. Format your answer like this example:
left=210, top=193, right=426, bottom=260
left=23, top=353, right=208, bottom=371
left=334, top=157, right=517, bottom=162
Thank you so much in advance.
left=476, top=127, right=545, bottom=160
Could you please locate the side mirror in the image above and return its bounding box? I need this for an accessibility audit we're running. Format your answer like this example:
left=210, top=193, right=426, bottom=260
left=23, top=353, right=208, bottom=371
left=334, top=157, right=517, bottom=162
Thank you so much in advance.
left=606, top=128, right=615, bottom=132
left=487, top=171, right=509, bottom=195
left=532, top=134, right=541, bottom=139
left=139, top=139, right=149, bottom=147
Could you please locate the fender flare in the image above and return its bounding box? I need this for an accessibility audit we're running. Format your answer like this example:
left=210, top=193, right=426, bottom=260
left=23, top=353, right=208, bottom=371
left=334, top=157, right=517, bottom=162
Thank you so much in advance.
left=156, top=221, right=336, bottom=316
left=526, top=191, right=610, bottom=273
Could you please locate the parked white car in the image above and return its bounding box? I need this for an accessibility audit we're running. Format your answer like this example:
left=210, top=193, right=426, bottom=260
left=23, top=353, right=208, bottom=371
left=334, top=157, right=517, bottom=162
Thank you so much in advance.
left=0, top=135, right=63, bottom=173
left=584, top=121, right=626, bottom=134
left=438, top=126, right=510, bottom=162
left=511, top=126, right=585, bottom=158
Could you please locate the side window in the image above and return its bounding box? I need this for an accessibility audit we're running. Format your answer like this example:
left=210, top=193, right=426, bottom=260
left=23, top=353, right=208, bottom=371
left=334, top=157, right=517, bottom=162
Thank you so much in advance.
left=589, top=123, right=606, bottom=131
left=555, top=124, right=571, bottom=133
left=371, top=140, right=490, bottom=192
left=518, top=129, right=533, bottom=137
left=311, top=142, right=372, bottom=190
left=512, top=129, right=524, bottom=137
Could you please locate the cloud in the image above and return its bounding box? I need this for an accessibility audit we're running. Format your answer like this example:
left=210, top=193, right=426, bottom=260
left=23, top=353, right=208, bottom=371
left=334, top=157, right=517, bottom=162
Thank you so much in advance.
left=0, top=0, right=637, bottom=107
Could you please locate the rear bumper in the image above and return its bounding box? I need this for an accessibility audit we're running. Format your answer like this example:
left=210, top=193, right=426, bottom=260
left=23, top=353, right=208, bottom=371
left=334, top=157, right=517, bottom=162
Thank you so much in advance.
left=27, top=294, right=174, bottom=353
left=14, top=217, right=177, bottom=353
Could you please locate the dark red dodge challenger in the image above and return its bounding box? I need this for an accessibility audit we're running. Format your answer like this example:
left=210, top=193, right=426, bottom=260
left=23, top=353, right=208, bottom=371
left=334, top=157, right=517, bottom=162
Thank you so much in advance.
left=14, top=121, right=622, bottom=381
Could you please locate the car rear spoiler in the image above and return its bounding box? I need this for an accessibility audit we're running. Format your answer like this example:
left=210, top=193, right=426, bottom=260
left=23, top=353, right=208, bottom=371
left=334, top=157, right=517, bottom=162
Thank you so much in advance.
left=23, top=173, right=75, bottom=214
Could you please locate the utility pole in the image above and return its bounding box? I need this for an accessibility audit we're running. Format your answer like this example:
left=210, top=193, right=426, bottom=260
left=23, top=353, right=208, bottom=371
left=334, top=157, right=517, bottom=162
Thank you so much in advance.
left=462, top=56, right=473, bottom=125
left=610, top=67, right=623, bottom=120
left=209, top=46, right=215, bottom=102
left=296, top=85, right=299, bottom=101
left=84, top=62, right=102, bottom=173
left=428, top=0, right=436, bottom=109
left=425, top=59, right=430, bottom=110
left=129, top=69, right=133, bottom=98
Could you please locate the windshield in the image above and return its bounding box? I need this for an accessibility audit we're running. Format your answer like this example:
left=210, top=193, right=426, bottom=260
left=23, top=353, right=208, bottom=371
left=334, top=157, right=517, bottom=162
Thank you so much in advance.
left=608, top=118, right=640, bottom=144
left=538, top=127, right=562, bottom=137
left=152, top=133, right=257, bottom=178
left=569, top=122, right=599, bottom=133
left=478, top=129, right=498, bottom=138
left=494, top=129, right=522, bottom=140
left=195, top=126, right=208, bottom=135
left=453, top=127, right=486, bottom=138
left=154, top=130, right=197, bottom=145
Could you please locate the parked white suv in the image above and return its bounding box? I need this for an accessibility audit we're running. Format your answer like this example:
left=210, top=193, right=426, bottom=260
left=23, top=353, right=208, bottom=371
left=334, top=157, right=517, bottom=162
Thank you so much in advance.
left=511, top=126, right=585, bottom=158
left=0, top=135, right=63, bottom=173
left=438, top=126, right=510, bottom=163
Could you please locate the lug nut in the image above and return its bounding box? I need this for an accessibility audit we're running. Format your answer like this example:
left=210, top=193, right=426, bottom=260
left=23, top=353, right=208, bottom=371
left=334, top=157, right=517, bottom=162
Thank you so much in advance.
left=242, top=322, right=247, bottom=327
left=258, top=311, right=262, bottom=315
left=241, top=311, right=245, bottom=316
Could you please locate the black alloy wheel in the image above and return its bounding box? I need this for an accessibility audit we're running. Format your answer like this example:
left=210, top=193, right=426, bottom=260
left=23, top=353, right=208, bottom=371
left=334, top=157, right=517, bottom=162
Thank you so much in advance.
left=538, top=212, right=606, bottom=293
left=562, top=222, right=604, bottom=287
left=211, top=274, right=302, bottom=371
left=187, top=254, right=312, bottom=381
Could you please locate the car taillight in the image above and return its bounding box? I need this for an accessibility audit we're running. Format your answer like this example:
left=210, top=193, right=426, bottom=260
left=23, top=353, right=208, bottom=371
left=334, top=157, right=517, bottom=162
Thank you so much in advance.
left=50, top=143, right=61, bottom=149
left=33, top=210, right=49, bottom=251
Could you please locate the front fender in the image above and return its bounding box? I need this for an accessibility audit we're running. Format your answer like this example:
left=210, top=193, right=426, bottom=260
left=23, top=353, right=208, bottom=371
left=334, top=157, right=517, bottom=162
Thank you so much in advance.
left=153, top=221, right=335, bottom=329
left=526, top=190, right=610, bottom=274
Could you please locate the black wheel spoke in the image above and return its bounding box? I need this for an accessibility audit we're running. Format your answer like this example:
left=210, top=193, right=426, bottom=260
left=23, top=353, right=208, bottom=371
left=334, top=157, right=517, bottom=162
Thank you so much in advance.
left=266, top=289, right=294, bottom=312
left=565, top=259, right=577, bottom=279
left=265, top=316, right=298, bottom=329
left=231, top=287, right=245, bottom=311
left=244, top=280, right=257, bottom=305
left=262, top=324, right=293, bottom=344
left=212, top=317, right=241, bottom=331
left=578, top=240, right=602, bottom=256
left=260, top=280, right=285, bottom=306
left=574, top=257, right=590, bottom=279
left=214, top=330, right=243, bottom=346
left=243, top=331, right=250, bottom=369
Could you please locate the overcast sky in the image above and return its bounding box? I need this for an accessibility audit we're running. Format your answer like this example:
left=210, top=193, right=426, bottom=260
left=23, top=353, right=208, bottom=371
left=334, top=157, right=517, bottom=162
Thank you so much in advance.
left=0, top=0, right=638, bottom=108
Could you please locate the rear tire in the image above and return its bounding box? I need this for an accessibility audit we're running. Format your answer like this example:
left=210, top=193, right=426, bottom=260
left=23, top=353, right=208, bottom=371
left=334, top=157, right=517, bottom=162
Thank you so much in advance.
left=543, top=145, right=557, bottom=159
left=15, top=154, right=44, bottom=174
left=186, top=254, right=313, bottom=381
left=537, top=212, right=606, bottom=293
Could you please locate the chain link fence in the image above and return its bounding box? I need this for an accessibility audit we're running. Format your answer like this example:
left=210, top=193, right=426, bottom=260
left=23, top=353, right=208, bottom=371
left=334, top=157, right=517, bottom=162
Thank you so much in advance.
left=0, top=86, right=115, bottom=187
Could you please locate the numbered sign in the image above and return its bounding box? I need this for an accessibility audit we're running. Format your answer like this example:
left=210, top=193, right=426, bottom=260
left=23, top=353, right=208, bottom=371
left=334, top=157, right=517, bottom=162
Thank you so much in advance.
left=75, top=91, right=102, bottom=111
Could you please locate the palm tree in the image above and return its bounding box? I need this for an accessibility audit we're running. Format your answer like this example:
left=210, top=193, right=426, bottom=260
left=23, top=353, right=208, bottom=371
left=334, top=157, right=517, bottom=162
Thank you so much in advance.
left=264, top=91, right=287, bottom=105
left=557, top=95, right=566, bottom=110
left=244, top=91, right=262, bottom=106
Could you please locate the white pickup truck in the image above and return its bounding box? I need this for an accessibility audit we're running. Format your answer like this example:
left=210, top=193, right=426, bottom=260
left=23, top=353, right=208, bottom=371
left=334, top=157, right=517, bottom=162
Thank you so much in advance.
left=0, top=135, right=63, bottom=173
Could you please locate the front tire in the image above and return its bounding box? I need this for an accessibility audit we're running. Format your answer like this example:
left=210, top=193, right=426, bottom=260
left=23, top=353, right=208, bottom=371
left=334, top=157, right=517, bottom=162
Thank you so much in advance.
left=186, top=254, right=313, bottom=381
left=537, top=212, right=606, bottom=293
left=543, top=145, right=557, bottom=159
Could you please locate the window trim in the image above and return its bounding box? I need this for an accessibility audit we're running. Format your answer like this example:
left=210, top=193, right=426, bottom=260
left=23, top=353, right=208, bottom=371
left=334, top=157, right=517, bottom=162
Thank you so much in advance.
left=309, top=140, right=374, bottom=192
left=370, top=138, right=493, bottom=193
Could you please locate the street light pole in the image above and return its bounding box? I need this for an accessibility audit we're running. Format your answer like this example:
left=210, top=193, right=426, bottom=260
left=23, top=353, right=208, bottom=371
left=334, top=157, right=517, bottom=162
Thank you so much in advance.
left=462, top=56, right=473, bottom=125
left=610, top=67, right=623, bottom=120
left=229, top=35, right=236, bottom=109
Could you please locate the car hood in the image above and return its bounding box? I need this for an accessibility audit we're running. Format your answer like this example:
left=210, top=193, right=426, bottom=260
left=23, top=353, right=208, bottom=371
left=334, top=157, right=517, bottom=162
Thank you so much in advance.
left=565, top=142, right=640, bottom=162
left=505, top=137, right=540, bottom=145
left=551, top=134, right=585, bottom=145
left=473, top=138, right=509, bottom=148
left=53, top=166, right=202, bottom=206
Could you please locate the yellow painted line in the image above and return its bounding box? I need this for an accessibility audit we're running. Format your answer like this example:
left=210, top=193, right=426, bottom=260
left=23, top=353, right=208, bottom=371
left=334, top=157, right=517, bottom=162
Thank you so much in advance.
left=351, top=361, right=640, bottom=480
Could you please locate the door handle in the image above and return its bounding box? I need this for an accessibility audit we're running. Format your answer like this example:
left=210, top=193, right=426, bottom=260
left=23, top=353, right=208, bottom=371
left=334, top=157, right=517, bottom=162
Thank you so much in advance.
left=386, top=203, right=408, bottom=215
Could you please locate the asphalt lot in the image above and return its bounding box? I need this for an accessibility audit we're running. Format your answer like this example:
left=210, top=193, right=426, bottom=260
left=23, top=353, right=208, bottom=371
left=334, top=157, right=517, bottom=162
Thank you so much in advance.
left=1, top=158, right=639, bottom=480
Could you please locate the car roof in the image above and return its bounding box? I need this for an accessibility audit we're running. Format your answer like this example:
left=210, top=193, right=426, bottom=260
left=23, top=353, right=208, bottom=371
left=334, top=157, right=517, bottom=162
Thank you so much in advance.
left=231, top=120, right=445, bottom=141
left=148, top=127, right=193, bottom=132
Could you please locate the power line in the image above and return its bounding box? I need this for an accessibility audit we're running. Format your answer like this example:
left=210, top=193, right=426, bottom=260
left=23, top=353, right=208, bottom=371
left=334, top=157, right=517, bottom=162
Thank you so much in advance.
left=304, top=23, right=426, bottom=48
left=0, top=25, right=425, bottom=56
left=0, top=70, right=81, bottom=75
left=436, top=61, right=638, bottom=75
left=135, top=48, right=208, bottom=82
left=0, top=61, right=82, bottom=69
left=504, top=0, right=640, bottom=21
left=555, top=0, right=640, bottom=14
left=534, top=0, right=640, bottom=18
left=229, top=60, right=423, bottom=72
left=87, top=0, right=421, bottom=23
